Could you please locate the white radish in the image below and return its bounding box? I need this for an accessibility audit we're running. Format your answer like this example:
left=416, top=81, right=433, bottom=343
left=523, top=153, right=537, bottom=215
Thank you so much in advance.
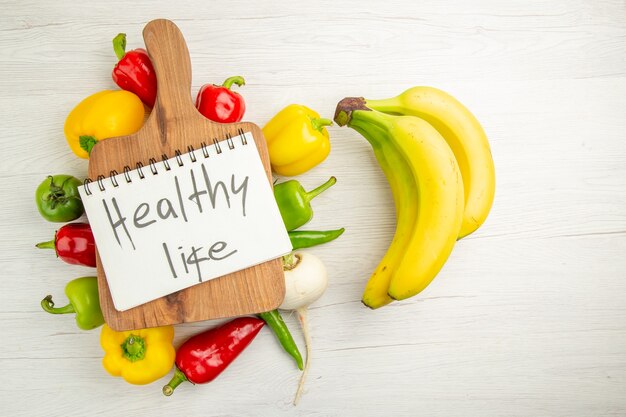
left=279, top=251, right=328, bottom=405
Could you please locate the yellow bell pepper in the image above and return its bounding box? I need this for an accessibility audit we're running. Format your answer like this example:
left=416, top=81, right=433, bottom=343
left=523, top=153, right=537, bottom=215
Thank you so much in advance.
left=263, top=104, right=332, bottom=176
left=64, top=90, right=145, bottom=159
left=100, top=324, right=175, bottom=385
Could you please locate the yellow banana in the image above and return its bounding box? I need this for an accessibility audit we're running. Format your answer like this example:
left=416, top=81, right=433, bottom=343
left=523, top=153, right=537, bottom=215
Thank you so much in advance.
left=335, top=99, right=464, bottom=302
left=349, top=120, right=418, bottom=308
left=366, top=86, right=495, bottom=239
left=384, top=114, right=464, bottom=300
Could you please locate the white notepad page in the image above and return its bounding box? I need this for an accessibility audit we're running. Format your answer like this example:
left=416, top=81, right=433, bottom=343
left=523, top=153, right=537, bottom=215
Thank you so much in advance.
left=78, top=132, right=292, bottom=311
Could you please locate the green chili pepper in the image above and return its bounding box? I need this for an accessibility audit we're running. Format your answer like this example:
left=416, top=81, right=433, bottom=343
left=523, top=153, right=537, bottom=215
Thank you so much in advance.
left=274, top=176, right=336, bottom=231
left=289, top=228, right=345, bottom=250
left=35, top=175, right=84, bottom=222
left=40, top=276, right=104, bottom=330
left=258, top=310, right=303, bottom=370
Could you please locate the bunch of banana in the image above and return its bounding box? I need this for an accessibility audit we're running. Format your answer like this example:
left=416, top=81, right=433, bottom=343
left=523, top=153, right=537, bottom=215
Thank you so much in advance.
left=334, top=87, right=495, bottom=308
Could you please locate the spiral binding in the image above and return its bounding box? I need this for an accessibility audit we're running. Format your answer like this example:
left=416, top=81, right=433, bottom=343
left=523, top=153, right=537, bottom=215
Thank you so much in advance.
left=83, top=128, right=249, bottom=196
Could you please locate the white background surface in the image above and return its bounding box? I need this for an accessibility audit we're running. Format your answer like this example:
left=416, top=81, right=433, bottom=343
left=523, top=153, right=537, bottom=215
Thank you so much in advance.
left=1, top=1, right=625, bottom=416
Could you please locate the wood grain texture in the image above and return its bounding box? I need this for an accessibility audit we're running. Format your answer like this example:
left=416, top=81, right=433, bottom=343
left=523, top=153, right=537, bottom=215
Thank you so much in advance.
left=88, top=19, right=285, bottom=330
left=1, top=0, right=625, bottom=416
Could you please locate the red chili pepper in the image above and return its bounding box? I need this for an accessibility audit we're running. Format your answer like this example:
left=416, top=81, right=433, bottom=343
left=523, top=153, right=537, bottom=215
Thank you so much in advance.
left=195, top=76, right=246, bottom=123
left=36, top=223, right=96, bottom=267
left=112, top=33, right=157, bottom=108
left=162, top=316, right=264, bottom=396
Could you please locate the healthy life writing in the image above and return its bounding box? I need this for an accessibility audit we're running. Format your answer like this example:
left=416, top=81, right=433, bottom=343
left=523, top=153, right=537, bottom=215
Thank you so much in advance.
left=100, top=162, right=249, bottom=283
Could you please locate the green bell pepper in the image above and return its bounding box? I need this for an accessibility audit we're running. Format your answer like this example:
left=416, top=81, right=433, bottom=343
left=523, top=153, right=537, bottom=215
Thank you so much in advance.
left=274, top=176, right=336, bottom=231
left=41, top=276, right=104, bottom=330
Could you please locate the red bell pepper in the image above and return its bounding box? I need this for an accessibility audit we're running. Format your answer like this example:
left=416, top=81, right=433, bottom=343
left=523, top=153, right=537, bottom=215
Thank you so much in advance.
left=112, top=33, right=157, bottom=108
left=195, top=76, right=246, bottom=123
left=36, top=223, right=96, bottom=267
left=162, top=316, right=264, bottom=396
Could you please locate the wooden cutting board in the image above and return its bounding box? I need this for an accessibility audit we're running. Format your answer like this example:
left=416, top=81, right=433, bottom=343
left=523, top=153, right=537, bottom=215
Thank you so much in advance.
left=87, top=19, right=285, bottom=331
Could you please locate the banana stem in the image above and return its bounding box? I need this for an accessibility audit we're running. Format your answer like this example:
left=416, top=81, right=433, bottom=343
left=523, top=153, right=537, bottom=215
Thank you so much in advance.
left=334, top=97, right=370, bottom=126
left=364, top=98, right=401, bottom=114
left=335, top=97, right=395, bottom=133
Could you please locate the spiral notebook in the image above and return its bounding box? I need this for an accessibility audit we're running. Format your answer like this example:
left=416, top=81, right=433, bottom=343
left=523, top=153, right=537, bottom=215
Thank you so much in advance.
left=78, top=131, right=292, bottom=311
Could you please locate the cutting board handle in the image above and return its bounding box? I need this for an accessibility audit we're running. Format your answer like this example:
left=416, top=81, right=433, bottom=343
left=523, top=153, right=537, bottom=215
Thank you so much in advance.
left=143, top=19, right=197, bottom=124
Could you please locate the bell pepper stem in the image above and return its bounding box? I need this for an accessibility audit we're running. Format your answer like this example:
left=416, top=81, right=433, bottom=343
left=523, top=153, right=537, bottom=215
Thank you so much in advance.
left=305, top=176, right=336, bottom=202
left=79, top=136, right=98, bottom=155
left=163, top=367, right=188, bottom=396
left=222, top=76, right=245, bottom=90
left=41, top=295, right=75, bottom=314
left=310, top=117, right=333, bottom=132
left=121, top=334, right=146, bottom=362
left=112, top=33, right=127, bottom=61
left=35, top=239, right=55, bottom=250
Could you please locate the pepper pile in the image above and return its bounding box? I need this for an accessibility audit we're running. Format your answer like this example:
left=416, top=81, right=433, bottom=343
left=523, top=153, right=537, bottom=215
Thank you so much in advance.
left=36, top=30, right=343, bottom=402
